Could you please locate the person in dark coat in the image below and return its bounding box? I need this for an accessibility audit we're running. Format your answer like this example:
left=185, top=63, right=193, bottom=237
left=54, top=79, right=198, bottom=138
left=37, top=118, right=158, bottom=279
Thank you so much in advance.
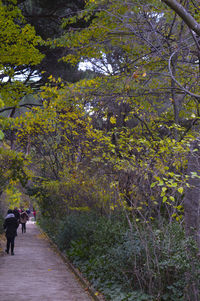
left=3, top=209, right=19, bottom=255
left=13, top=207, right=20, bottom=222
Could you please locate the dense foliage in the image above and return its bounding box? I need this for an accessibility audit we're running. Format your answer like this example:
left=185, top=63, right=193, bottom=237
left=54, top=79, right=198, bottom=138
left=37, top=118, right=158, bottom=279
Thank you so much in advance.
left=1, top=0, right=200, bottom=299
left=38, top=213, right=200, bottom=301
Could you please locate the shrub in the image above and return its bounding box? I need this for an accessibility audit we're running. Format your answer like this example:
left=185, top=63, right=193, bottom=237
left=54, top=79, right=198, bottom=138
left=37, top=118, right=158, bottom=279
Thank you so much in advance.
left=37, top=216, right=59, bottom=242
left=39, top=212, right=200, bottom=301
left=0, top=214, right=4, bottom=234
left=55, top=212, right=97, bottom=251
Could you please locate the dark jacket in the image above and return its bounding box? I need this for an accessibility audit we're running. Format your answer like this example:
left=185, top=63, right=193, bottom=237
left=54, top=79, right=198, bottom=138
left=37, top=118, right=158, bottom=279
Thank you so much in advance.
left=3, top=214, right=19, bottom=237
left=13, top=209, right=20, bottom=221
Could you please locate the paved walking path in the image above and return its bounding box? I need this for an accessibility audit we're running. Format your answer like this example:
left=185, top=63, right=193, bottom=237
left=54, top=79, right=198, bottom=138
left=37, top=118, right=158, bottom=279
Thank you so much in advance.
left=0, top=221, right=93, bottom=301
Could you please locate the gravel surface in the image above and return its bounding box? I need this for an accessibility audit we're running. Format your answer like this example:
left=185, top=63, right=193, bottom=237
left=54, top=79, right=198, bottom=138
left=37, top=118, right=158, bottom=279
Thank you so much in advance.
left=0, top=221, right=93, bottom=301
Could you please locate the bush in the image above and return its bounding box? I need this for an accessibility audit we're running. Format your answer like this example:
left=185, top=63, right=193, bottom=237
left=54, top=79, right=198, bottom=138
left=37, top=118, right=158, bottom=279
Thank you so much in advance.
left=39, top=212, right=200, bottom=301
left=0, top=204, right=5, bottom=234
left=55, top=213, right=97, bottom=251
left=0, top=214, right=4, bottom=234
left=37, top=216, right=59, bottom=242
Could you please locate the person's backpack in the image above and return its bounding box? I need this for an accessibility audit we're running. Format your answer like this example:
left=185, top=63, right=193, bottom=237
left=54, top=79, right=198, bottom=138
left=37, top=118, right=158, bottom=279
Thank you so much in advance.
left=20, top=212, right=28, bottom=223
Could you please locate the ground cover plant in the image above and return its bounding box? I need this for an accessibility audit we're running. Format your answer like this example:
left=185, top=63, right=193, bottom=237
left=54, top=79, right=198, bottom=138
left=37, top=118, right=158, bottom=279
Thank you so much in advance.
left=38, top=212, right=200, bottom=301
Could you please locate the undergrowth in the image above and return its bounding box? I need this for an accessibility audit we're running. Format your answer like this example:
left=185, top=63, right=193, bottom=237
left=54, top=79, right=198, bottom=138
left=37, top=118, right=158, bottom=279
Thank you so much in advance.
left=38, top=212, right=200, bottom=301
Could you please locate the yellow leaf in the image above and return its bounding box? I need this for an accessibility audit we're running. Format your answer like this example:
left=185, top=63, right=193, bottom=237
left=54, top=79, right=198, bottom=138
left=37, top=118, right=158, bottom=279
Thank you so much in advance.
left=110, top=116, right=116, bottom=124
left=178, top=187, right=184, bottom=194
left=163, top=196, right=167, bottom=202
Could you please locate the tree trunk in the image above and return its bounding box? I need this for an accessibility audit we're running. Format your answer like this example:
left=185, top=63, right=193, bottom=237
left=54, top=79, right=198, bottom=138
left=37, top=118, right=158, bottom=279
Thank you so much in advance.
left=162, top=0, right=200, bottom=36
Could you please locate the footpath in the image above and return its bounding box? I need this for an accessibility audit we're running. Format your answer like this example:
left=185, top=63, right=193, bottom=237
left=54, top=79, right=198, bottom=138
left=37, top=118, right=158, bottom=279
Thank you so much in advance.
left=0, top=221, right=93, bottom=301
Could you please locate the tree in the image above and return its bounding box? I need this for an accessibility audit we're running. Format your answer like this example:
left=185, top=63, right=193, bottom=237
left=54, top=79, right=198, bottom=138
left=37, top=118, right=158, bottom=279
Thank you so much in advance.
left=52, top=0, right=191, bottom=199
left=5, top=1, right=200, bottom=297
left=0, top=0, right=44, bottom=111
left=0, top=0, right=44, bottom=204
left=17, top=0, right=88, bottom=84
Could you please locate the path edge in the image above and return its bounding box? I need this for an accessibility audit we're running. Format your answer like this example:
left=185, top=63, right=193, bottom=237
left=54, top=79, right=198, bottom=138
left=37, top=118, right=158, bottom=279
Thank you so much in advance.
left=37, top=224, right=105, bottom=301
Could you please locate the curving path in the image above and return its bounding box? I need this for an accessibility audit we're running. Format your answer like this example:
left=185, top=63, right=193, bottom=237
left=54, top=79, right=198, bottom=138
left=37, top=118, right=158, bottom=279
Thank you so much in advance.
left=0, top=221, right=93, bottom=301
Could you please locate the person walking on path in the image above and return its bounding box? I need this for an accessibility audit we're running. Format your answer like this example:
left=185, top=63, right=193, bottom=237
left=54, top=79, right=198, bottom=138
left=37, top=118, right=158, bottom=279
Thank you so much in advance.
left=33, top=208, right=36, bottom=221
left=20, top=210, right=29, bottom=234
left=3, top=209, right=19, bottom=255
left=0, top=222, right=93, bottom=301
left=13, top=207, right=20, bottom=222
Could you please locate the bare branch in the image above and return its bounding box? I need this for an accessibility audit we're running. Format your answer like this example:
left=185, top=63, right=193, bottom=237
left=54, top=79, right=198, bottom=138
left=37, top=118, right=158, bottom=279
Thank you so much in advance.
left=0, top=103, right=42, bottom=114
left=162, top=0, right=200, bottom=36
left=168, top=50, right=200, bottom=99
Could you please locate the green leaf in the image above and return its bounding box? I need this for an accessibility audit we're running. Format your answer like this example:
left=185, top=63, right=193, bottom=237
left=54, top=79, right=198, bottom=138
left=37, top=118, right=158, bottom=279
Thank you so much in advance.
left=0, top=130, right=4, bottom=140
left=178, top=187, right=184, bottom=194
left=163, top=196, right=167, bottom=202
